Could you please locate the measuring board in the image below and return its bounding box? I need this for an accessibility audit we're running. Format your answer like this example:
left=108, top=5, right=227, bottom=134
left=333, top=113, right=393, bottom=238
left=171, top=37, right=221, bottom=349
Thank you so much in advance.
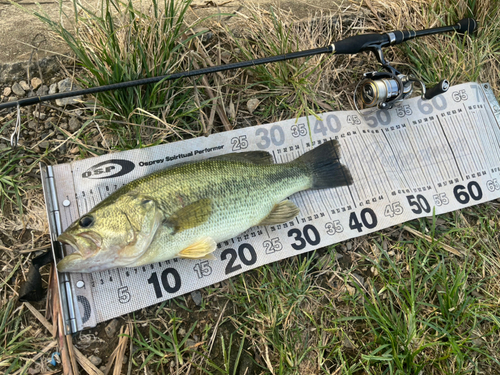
left=41, top=82, right=500, bottom=334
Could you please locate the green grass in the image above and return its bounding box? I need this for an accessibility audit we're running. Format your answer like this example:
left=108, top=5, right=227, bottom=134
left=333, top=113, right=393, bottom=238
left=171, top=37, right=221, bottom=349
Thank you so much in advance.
left=355, top=238, right=498, bottom=374
left=137, top=211, right=500, bottom=374
left=131, top=310, right=200, bottom=371
left=0, top=301, right=34, bottom=374
left=391, top=0, right=500, bottom=90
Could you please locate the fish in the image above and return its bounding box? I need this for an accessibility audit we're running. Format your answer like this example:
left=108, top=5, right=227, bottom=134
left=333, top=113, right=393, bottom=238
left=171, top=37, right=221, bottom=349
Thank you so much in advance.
left=57, top=139, right=352, bottom=273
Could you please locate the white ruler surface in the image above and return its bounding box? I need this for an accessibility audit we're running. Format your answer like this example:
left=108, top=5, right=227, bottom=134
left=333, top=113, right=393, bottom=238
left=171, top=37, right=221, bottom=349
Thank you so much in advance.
left=43, top=82, right=500, bottom=333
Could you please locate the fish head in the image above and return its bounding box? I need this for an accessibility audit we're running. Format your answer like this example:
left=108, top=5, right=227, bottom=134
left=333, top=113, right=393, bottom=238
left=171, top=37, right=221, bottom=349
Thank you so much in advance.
left=57, top=192, right=163, bottom=273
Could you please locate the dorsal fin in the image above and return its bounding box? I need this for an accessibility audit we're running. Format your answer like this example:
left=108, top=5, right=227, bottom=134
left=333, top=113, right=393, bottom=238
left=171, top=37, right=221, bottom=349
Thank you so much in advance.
left=210, top=151, right=274, bottom=164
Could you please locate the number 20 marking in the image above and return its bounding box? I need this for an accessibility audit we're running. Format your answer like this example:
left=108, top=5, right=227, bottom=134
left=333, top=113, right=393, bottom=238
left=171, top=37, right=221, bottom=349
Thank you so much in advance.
left=221, top=243, right=257, bottom=275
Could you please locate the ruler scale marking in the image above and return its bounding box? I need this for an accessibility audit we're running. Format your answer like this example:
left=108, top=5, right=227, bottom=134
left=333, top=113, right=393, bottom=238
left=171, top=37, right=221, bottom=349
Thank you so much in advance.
left=457, top=109, right=484, bottom=172
left=424, top=120, right=449, bottom=184
left=375, top=130, right=403, bottom=194
left=449, top=112, right=477, bottom=175
left=345, top=136, right=371, bottom=200
left=412, top=120, right=437, bottom=187
left=437, top=116, right=464, bottom=181
left=403, top=121, right=428, bottom=187
left=412, top=122, right=439, bottom=190
left=434, top=118, right=456, bottom=181
left=473, top=107, right=500, bottom=171
left=381, top=129, right=412, bottom=191
left=358, top=131, right=390, bottom=195
left=424, top=119, right=447, bottom=182
left=393, top=124, right=419, bottom=188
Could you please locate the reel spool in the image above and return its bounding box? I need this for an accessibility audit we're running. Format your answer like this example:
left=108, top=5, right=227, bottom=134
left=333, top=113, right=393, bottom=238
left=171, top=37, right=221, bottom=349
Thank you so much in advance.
left=356, top=72, right=411, bottom=110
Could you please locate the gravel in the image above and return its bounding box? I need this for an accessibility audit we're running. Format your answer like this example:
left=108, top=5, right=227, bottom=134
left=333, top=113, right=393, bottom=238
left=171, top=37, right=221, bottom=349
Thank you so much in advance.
left=11, top=82, right=25, bottom=96
left=68, top=116, right=81, bottom=132
left=31, top=77, right=42, bottom=90
left=49, top=83, right=57, bottom=94
left=1, top=71, right=92, bottom=163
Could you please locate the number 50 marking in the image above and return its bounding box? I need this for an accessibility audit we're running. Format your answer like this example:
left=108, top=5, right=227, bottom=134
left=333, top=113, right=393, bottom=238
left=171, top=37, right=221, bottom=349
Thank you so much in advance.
left=406, top=194, right=431, bottom=214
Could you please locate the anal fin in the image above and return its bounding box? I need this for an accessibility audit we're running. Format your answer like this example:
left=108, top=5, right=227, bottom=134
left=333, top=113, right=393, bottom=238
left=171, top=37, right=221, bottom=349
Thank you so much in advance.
left=178, top=237, right=217, bottom=259
left=258, top=200, right=300, bottom=225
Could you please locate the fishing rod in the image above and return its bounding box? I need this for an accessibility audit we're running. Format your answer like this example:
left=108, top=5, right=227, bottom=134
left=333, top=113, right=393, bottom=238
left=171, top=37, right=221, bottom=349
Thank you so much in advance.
left=4, top=17, right=476, bottom=146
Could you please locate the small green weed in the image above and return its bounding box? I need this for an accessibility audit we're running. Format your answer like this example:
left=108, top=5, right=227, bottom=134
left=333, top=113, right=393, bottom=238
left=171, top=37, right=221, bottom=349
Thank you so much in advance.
left=356, top=240, right=495, bottom=374
left=0, top=143, right=36, bottom=215
left=0, top=301, right=34, bottom=375
left=394, top=0, right=500, bottom=90
left=132, top=311, right=198, bottom=371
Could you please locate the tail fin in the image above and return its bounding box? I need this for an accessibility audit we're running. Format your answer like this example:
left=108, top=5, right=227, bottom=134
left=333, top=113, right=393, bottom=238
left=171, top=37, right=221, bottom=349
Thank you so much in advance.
left=294, top=140, right=353, bottom=189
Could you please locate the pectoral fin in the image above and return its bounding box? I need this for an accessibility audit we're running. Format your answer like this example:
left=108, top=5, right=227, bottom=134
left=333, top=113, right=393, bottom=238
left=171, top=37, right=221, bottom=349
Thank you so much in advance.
left=258, top=200, right=300, bottom=225
left=165, top=198, right=212, bottom=234
left=178, top=237, right=217, bottom=259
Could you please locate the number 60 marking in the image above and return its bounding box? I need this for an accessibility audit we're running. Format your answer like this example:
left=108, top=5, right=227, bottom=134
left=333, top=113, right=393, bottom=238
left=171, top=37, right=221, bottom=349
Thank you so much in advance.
left=453, top=181, right=483, bottom=204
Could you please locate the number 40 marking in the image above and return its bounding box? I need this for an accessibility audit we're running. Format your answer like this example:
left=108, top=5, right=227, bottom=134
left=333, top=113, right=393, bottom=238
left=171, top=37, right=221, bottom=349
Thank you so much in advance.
left=349, top=208, right=377, bottom=232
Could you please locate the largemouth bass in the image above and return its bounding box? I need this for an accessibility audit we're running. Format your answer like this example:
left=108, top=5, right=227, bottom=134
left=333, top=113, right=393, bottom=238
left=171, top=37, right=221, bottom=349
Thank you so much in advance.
left=57, top=140, right=352, bottom=273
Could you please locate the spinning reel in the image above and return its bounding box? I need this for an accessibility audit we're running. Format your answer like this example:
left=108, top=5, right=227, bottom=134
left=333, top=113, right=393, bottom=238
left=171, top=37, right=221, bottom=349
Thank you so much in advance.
left=354, top=48, right=450, bottom=113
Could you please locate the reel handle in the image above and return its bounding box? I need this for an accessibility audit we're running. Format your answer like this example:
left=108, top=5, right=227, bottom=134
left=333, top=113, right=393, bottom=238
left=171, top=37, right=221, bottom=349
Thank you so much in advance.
left=423, top=79, right=450, bottom=100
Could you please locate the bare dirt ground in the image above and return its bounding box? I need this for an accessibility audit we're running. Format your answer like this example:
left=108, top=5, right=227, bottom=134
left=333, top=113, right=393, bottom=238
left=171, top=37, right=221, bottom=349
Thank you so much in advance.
left=0, top=0, right=354, bottom=71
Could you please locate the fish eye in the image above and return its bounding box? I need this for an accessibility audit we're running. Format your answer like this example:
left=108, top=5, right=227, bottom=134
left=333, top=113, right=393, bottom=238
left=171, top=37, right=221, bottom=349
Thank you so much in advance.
left=79, top=216, right=94, bottom=228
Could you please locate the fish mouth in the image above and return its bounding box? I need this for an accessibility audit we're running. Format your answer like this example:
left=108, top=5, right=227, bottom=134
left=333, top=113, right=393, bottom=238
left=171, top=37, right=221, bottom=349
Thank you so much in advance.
left=57, top=232, right=105, bottom=273
left=56, top=252, right=84, bottom=272
left=57, top=231, right=101, bottom=257
left=57, top=232, right=82, bottom=255
left=57, top=233, right=84, bottom=273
